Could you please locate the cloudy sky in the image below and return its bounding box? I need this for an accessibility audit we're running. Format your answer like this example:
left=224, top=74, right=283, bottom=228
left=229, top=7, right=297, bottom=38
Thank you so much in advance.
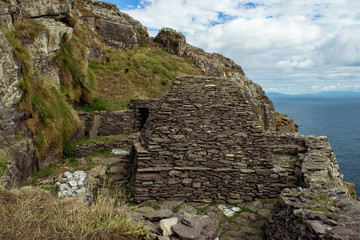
left=106, top=0, right=360, bottom=94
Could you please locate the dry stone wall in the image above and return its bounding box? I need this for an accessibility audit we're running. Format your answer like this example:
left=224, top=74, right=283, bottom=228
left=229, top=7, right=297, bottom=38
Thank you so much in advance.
left=131, top=76, right=306, bottom=203
left=77, top=99, right=159, bottom=139
left=154, top=28, right=276, bottom=132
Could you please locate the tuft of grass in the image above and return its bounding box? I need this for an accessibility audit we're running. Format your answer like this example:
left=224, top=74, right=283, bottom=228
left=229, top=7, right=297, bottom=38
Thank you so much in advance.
left=28, top=163, right=59, bottom=185
left=88, top=45, right=203, bottom=111
left=13, top=17, right=44, bottom=41
left=54, top=39, right=95, bottom=105
left=261, top=199, right=276, bottom=205
left=0, top=157, right=8, bottom=176
left=77, top=136, right=124, bottom=146
left=172, top=204, right=182, bottom=213
left=195, top=202, right=215, bottom=215
left=81, top=98, right=111, bottom=112
left=0, top=187, right=148, bottom=239
left=307, top=193, right=338, bottom=219
left=63, top=143, right=75, bottom=158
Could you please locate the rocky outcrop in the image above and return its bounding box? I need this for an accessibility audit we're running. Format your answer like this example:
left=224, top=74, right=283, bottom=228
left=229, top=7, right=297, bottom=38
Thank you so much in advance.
left=0, top=31, right=25, bottom=143
left=21, top=18, right=73, bottom=87
left=77, top=0, right=150, bottom=49
left=265, top=135, right=360, bottom=239
left=0, top=0, right=156, bottom=186
left=18, top=0, right=74, bottom=18
left=275, top=112, right=298, bottom=133
left=154, top=28, right=276, bottom=132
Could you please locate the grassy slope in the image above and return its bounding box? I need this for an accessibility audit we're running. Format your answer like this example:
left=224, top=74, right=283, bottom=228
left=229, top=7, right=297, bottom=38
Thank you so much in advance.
left=86, top=45, right=204, bottom=110
left=0, top=187, right=148, bottom=239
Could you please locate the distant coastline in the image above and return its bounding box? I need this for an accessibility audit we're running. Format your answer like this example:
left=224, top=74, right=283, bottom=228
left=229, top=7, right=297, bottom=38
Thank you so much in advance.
left=267, top=91, right=360, bottom=99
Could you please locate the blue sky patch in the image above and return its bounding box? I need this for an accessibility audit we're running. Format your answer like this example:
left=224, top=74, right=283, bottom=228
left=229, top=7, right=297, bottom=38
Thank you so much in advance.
left=245, top=2, right=257, bottom=9
left=107, top=0, right=141, bottom=10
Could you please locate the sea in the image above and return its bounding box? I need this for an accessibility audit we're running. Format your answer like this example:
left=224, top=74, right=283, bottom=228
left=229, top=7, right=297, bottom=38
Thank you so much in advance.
left=270, top=96, right=360, bottom=197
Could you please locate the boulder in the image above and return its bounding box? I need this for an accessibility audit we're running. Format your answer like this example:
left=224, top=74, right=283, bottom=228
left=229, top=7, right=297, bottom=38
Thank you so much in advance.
left=159, top=217, right=178, bottom=237
left=78, top=0, right=150, bottom=49
left=171, top=214, right=219, bottom=240
left=154, top=28, right=187, bottom=56
left=144, top=209, right=173, bottom=221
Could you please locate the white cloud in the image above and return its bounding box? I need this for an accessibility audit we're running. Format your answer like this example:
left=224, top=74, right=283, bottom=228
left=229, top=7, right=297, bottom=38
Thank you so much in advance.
left=114, top=0, right=360, bottom=94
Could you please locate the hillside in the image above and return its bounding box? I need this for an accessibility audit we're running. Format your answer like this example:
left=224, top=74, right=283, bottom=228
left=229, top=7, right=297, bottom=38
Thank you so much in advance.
left=0, top=0, right=283, bottom=180
left=1, top=1, right=359, bottom=240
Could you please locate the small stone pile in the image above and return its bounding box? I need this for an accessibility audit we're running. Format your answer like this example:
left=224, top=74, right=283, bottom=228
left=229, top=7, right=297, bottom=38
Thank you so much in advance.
left=56, top=171, right=88, bottom=198
left=217, top=204, right=242, bottom=217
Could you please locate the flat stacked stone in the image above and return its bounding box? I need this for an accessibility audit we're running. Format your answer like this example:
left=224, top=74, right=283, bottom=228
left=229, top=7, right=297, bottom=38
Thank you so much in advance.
left=131, top=76, right=294, bottom=203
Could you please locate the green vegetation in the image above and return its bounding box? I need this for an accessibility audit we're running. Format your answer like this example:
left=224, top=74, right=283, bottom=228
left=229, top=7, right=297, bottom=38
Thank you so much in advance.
left=54, top=39, right=95, bottom=105
left=74, top=134, right=130, bottom=146
left=27, top=163, right=59, bottom=186
left=88, top=45, right=203, bottom=110
left=172, top=204, right=182, bottom=213
left=13, top=17, right=45, bottom=41
left=3, top=29, right=81, bottom=161
left=307, top=193, right=338, bottom=219
left=243, top=231, right=265, bottom=238
left=195, top=202, right=214, bottom=215
left=0, top=157, right=7, bottom=176
left=261, top=199, right=276, bottom=205
left=0, top=187, right=148, bottom=239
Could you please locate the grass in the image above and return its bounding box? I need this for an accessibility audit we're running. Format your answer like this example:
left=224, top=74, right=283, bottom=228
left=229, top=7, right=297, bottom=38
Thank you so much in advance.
left=13, top=17, right=44, bottom=41
left=74, top=134, right=130, bottom=146
left=0, top=157, right=7, bottom=177
left=3, top=29, right=81, bottom=162
left=261, top=199, right=276, bottom=205
left=307, top=193, right=338, bottom=219
left=88, top=45, right=203, bottom=110
left=172, top=204, right=182, bottom=213
left=54, top=38, right=95, bottom=105
left=27, top=163, right=60, bottom=186
left=195, top=202, right=214, bottom=215
left=0, top=187, right=148, bottom=239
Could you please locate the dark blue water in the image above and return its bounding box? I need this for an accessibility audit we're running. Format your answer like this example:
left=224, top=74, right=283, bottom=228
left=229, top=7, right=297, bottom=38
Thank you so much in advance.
left=271, top=97, right=360, bottom=197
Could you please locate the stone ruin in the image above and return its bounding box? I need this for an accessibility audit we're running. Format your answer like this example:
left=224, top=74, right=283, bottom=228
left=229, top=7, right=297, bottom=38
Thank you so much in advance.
left=127, top=75, right=360, bottom=238
left=130, top=76, right=346, bottom=202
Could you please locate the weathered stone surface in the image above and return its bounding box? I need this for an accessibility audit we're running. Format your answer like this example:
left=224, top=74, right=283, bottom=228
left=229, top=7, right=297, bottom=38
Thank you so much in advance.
left=0, top=0, right=17, bottom=15
left=154, top=28, right=276, bottom=132
left=144, top=209, right=173, bottom=221
left=159, top=217, right=178, bottom=237
left=265, top=187, right=360, bottom=239
left=0, top=31, right=25, bottom=143
left=89, top=115, right=101, bottom=140
left=171, top=215, right=219, bottom=240
left=23, top=18, right=73, bottom=87
left=78, top=0, right=150, bottom=49
left=131, top=76, right=296, bottom=202
left=275, top=112, right=298, bottom=133
left=18, top=0, right=74, bottom=18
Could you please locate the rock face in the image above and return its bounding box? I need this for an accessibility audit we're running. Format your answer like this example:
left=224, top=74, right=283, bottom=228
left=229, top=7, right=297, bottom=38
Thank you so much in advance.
left=0, top=31, right=25, bottom=143
left=0, top=0, right=154, bottom=186
left=275, top=112, right=298, bottom=133
left=154, top=28, right=276, bottom=132
left=18, top=0, right=74, bottom=18
left=78, top=0, right=150, bottom=49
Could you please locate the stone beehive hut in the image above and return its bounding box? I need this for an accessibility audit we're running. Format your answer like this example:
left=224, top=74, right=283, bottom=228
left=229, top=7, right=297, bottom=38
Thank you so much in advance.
left=131, top=76, right=302, bottom=203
